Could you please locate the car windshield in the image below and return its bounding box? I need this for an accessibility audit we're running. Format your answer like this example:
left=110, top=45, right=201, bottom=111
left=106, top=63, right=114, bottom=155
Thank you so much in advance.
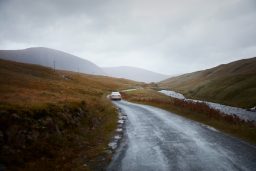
left=112, top=92, right=120, bottom=95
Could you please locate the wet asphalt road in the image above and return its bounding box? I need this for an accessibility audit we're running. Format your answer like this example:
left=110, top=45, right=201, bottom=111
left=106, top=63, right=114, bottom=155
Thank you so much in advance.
left=107, top=101, right=256, bottom=171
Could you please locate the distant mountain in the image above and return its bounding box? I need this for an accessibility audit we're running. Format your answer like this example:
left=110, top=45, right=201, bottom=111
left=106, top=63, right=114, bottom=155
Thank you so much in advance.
left=0, top=47, right=105, bottom=75
left=103, top=66, right=169, bottom=83
left=159, top=57, right=256, bottom=108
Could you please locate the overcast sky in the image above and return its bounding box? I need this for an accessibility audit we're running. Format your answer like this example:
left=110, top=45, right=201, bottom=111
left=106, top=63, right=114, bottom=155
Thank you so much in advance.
left=0, top=0, right=256, bottom=75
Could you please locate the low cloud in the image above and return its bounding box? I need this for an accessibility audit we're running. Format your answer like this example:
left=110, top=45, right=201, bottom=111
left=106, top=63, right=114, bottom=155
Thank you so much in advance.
left=1, top=0, right=256, bottom=74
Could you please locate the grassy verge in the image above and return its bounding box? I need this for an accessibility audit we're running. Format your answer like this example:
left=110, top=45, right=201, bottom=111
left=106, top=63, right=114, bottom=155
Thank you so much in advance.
left=0, top=59, right=139, bottom=170
left=121, top=89, right=256, bottom=144
left=0, top=99, right=117, bottom=171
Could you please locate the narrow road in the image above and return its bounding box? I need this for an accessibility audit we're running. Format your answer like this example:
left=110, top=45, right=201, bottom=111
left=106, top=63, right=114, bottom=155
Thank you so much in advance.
left=108, top=101, right=256, bottom=171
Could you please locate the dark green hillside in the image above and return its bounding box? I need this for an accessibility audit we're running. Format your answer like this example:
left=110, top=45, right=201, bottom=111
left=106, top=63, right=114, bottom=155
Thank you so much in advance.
left=159, top=57, right=256, bottom=108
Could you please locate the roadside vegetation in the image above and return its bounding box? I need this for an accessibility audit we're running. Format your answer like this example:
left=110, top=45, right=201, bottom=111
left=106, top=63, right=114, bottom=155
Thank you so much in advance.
left=121, top=89, right=256, bottom=144
left=0, top=59, right=139, bottom=170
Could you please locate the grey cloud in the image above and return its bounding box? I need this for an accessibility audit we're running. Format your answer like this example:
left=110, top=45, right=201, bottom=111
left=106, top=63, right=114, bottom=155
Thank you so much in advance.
left=0, top=0, right=256, bottom=75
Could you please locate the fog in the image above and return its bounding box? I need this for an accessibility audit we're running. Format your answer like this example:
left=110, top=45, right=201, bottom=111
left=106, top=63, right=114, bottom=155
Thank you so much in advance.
left=0, top=0, right=256, bottom=75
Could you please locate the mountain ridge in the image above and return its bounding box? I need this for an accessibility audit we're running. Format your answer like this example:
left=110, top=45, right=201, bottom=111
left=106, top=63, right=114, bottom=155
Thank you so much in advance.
left=0, top=47, right=170, bottom=82
left=0, top=47, right=105, bottom=75
left=159, top=57, right=256, bottom=108
left=103, top=66, right=170, bottom=83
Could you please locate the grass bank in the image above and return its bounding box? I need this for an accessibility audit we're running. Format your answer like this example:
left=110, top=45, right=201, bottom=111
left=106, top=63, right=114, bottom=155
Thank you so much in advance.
left=0, top=59, right=139, bottom=170
left=0, top=99, right=117, bottom=170
left=159, top=57, right=256, bottom=109
left=121, top=89, right=256, bottom=144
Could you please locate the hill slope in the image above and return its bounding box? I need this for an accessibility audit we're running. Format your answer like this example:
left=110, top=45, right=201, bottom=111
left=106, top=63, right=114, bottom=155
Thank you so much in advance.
left=159, top=57, right=256, bottom=108
left=0, top=47, right=105, bottom=75
left=0, top=59, right=138, bottom=170
left=103, top=66, right=169, bottom=83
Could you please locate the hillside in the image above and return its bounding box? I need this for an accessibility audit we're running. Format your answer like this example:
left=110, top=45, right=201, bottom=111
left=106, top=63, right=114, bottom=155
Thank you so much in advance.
left=0, top=59, right=138, bottom=170
left=159, top=57, right=256, bottom=108
left=103, top=66, right=169, bottom=83
left=0, top=47, right=105, bottom=75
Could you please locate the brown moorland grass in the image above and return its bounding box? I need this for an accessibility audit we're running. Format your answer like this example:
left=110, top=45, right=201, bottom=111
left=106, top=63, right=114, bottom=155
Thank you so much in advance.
left=0, top=59, right=138, bottom=106
left=121, top=89, right=256, bottom=144
left=0, top=59, right=139, bottom=170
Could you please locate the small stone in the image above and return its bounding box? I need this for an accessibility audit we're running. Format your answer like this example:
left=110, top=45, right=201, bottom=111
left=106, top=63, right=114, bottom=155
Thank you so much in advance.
left=12, top=113, right=20, bottom=120
left=116, top=128, right=122, bottom=132
left=118, top=120, right=124, bottom=124
left=0, top=130, right=3, bottom=138
left=114, top=135, right=121, bottom=140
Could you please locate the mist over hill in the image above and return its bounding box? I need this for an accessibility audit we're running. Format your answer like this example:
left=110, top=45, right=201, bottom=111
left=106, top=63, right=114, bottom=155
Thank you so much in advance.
left=0, top=47, right=105, bottom=75
left=0, top=47, right=171, bottom=83
left=103, top=66, right=170, bottom=83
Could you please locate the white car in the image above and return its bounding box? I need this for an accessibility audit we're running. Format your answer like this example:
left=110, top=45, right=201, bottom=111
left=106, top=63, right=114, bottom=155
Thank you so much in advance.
left=110, top=92, right=122, bottom=100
